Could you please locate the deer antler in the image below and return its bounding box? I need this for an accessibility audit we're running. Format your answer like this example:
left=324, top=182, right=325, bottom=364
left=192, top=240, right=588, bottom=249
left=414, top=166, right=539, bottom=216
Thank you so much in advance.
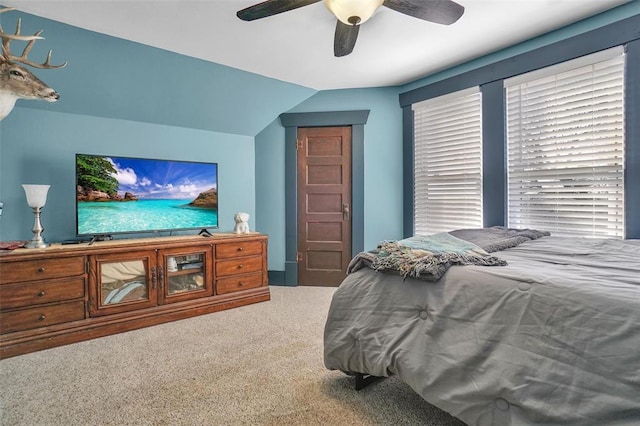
left=0, top=7, right=67, bottom=69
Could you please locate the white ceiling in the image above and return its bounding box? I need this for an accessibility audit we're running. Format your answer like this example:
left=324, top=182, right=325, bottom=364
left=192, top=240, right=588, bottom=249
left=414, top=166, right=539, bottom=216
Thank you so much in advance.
left=3, top=0, right=630, bottom=90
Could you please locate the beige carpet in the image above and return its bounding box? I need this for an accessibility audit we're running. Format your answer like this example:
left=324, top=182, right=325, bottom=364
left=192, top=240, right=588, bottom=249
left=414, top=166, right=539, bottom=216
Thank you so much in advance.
left=0, top=286, right=465, bottom=426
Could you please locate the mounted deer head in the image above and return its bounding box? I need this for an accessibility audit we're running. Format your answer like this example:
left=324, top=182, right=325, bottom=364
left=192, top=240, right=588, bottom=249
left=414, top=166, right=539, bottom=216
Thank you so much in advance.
left=0, top=7, right=66, bottom=120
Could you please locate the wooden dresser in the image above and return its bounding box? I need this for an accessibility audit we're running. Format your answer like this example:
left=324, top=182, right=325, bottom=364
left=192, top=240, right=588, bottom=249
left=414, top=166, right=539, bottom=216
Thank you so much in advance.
left=0, top=233, right=269, bottom=358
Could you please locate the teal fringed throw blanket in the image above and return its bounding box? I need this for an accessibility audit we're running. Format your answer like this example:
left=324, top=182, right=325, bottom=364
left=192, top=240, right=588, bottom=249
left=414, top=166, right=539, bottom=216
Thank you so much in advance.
left=347, top=232, right=507, bottom=282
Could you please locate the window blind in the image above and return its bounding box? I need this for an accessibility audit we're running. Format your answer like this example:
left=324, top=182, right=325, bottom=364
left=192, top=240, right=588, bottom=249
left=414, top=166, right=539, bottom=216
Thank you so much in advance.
left=505, top=47, right=625, bottom=238
left=412, top=87, right=483, bottom=235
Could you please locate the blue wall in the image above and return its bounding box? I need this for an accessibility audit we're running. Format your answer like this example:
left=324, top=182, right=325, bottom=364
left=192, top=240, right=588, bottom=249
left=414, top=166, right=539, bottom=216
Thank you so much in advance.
left=0, top=107, right=255, bottom=242
left=254, top=120, right=287, bottom=269
left=0, top=9, right=316, bottom=243
left=255, top=87, right=404, bottom=270
left=289, top=88, right=405, bottom=249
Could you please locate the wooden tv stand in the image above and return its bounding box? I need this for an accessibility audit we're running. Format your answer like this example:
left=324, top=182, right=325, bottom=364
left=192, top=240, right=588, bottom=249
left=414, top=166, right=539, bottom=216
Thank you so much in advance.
left=0, top=233, right=269, bottom=359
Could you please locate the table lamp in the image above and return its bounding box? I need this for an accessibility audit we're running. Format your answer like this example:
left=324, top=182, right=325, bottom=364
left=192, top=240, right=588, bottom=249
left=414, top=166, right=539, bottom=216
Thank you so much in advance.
left=22, top=184, right=50, bottom=249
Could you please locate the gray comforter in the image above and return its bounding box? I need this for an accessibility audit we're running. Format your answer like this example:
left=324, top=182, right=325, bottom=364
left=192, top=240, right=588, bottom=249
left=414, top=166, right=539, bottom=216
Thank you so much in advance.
left=323, top=236, right=640, bottom=425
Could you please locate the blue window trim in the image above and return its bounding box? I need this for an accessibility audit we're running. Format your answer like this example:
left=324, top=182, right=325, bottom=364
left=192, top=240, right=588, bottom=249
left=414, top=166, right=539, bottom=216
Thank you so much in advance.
left=625, top=39, right=640, bottom=239
left=401, top=13, right=640, bottom=239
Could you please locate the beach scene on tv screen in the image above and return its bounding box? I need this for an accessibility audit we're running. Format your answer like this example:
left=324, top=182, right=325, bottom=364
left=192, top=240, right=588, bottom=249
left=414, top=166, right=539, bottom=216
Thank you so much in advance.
left=76, top=155, right=218, bottom=235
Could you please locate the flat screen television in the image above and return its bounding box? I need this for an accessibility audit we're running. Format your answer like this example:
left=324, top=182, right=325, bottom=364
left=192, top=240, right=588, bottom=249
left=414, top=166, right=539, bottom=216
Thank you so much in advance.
left=75, top=154, right=218, bottom=238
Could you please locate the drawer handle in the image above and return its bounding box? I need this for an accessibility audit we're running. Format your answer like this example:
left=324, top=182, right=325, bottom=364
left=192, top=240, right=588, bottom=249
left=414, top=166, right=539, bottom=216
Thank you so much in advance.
left=238, top=264, right=243, bottom=269
left=38, top=267, right=46, bottom=273
left=38, top=314, right=46, bottom=321
left=239, top=282, right=245, bottom=287
left=238, top=247, right=244, bottom=251
left=37, top=291, right=46, bottom=297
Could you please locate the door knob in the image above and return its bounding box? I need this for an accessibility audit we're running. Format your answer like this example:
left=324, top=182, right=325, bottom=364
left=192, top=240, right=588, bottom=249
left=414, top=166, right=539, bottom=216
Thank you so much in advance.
left=343, top=203, right=350, bottom=220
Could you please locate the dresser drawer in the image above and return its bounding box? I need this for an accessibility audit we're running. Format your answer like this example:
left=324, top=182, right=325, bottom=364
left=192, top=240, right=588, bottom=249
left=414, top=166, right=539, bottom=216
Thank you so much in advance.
left=216, top=256, right=263, bottom=277
left=0, top=277, right=85, bottom=310
left=216, top=272, right=263, bottom=295
left=0, top=256, right=85, bottom=284
left=0, top=300, right=85, bottom=334
left=216, top=241, right=262, bottom=259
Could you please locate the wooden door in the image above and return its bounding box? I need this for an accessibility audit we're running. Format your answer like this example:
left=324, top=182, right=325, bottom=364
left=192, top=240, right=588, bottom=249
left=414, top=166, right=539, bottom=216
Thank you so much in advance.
left=297, top=127, right=352, bottom=286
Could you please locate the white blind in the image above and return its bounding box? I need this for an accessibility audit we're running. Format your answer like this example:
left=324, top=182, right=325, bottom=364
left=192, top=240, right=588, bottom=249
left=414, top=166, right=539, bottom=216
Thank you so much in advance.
left=413, top=87, right=483, bottom=235
left=505, top=48, right=625, bottom=238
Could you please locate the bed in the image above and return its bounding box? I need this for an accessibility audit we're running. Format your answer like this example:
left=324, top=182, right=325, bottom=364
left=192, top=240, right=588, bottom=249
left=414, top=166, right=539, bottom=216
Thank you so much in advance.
left=323, top=228, right=640, bottom=425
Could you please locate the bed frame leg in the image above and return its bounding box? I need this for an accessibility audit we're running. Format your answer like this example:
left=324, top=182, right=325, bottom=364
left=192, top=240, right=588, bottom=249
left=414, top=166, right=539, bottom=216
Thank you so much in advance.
left=354, top=373, right=384, bottom=390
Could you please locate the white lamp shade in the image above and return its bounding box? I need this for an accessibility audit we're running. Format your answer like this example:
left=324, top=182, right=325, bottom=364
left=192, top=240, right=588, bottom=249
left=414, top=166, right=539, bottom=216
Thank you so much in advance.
left=22, top=184, right=50, bottom=208
left=324, top=0, right=383, bottom=25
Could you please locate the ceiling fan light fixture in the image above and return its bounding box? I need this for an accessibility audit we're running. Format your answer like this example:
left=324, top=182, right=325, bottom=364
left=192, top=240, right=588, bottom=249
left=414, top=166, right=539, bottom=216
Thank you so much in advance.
left=324, top=0, right=383, bottom=25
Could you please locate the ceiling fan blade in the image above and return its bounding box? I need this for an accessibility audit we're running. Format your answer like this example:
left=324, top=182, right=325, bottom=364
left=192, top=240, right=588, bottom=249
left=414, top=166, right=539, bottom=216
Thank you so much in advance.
left=237, top=0, right=322, bottom=21
left=383, top=0, right=464, bottom=25
left=334, top=20, right=359, bottom=57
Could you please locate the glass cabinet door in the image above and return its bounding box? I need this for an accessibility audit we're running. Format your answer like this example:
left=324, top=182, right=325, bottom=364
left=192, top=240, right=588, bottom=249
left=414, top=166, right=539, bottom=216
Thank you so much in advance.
left=89, top=251, right=157, bottom=316
left=161, top=248, right=213, bottom=303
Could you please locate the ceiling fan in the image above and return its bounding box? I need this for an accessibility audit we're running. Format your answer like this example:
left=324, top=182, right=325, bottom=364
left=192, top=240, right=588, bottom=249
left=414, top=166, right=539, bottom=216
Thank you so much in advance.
left=237, top=0, right=465, bottom=57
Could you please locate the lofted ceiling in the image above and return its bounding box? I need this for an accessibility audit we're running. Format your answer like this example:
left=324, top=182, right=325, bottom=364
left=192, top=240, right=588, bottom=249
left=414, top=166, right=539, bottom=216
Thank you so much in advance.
left=2, top=0, right=631, bottom=90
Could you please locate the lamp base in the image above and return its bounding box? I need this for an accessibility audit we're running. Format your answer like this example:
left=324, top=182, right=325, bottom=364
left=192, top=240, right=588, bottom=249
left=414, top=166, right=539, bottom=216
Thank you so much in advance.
left=26, top=206, right=49, bottom=249
left=26, top=239, right=49, bottom=249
